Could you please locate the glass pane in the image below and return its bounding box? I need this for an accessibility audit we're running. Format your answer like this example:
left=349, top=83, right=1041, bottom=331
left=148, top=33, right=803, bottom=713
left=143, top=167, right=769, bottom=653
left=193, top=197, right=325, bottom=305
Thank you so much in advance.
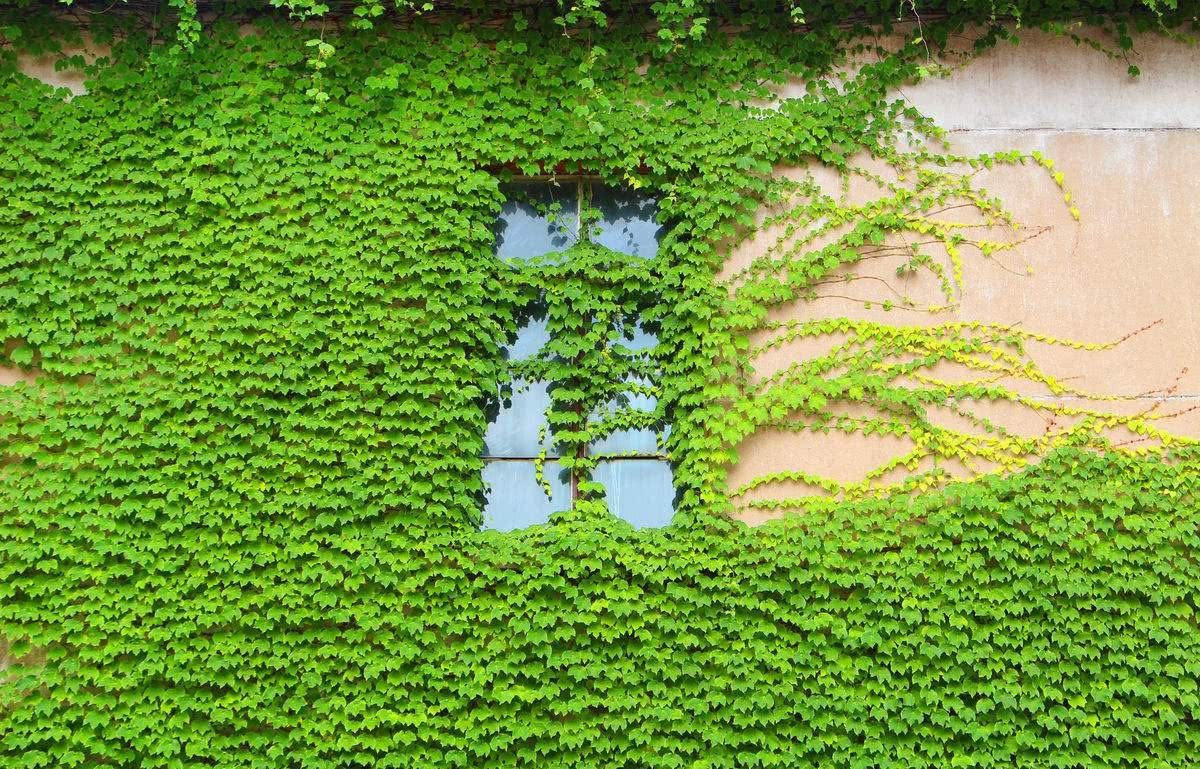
left=593, top=460, right=675, bottom=528
left=482, top=460, right=571, bottom=531
left=493, top=182, right=578, bottom=260
left=508, top=317, right=551, bottom=360
left=486, top=318, right=554, bottom=457
left=589, top=377, right=661, bottom=455
left=591, top=183, right=661, bottom=258
left=613, top=321, right=657, bottom=352
left=590, top=325, right=662, bottom=455
left=484, top=380, right=554, bottom=457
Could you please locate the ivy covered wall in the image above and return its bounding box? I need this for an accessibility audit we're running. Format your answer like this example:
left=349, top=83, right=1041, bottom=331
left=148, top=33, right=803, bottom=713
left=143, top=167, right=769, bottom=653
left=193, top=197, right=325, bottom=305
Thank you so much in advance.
left=1, top=4, right=1198, bottom=767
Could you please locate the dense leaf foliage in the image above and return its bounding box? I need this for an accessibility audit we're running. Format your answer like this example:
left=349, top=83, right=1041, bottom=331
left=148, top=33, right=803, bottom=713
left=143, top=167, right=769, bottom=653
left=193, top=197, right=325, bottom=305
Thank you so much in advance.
left=0, top=11, right=1197, bottom=768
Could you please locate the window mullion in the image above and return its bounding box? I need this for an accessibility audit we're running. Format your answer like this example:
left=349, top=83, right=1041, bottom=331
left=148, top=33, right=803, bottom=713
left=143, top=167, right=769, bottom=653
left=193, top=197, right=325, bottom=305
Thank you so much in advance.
left=570, top=178, right=587, bottom=503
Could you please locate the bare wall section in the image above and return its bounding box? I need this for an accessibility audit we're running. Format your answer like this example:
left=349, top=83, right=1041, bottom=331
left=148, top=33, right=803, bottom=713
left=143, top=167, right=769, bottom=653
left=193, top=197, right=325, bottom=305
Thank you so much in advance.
left=730, top=31, right=1200, bottom=523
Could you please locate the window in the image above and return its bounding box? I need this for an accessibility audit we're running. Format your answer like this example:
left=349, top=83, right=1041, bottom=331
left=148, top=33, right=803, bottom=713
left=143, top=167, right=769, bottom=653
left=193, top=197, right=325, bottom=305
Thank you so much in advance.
left=482, top=177, right=674, bottom=531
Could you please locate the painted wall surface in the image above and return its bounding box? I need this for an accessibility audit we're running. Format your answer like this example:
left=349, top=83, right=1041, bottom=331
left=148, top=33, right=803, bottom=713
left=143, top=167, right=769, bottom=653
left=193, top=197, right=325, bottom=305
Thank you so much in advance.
left=9, top=30, right=1199, bottom=524
left=728, top=30, right=1200, bottom=522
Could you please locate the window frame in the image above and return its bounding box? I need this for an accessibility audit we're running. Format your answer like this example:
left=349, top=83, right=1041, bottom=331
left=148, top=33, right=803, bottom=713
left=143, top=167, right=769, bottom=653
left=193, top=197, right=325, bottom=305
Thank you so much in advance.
left=482, top=174, right=672, bottom=528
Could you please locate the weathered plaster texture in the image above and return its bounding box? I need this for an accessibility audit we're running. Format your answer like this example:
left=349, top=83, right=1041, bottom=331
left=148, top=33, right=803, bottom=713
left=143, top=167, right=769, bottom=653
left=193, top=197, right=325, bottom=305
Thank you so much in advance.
left=15, top=51, right=93, bottom=95
left=732, top=31, right=1200, bottom=520
left=904, top=30, right=1200, bottom=130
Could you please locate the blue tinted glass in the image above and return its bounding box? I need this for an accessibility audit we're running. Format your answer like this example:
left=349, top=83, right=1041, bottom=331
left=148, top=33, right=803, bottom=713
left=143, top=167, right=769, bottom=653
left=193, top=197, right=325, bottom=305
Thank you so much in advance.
left=590, top=325, right=663, bottom=455
left=484, top=380, right=554, bottom=457
left=593, top=460, right=675, bottom=528
left=591, top=183, right=661, bottom=258
left=622, top=324, right=658, bottom=351
left=507, top=317, right=551, bottom=361
left=486, top=319, right=554, bottom=457
left=589, top=376, right=660, bottom=455
left=493, top=182, right=577, bottom=260
left=482, top=460, right=571, bottom=531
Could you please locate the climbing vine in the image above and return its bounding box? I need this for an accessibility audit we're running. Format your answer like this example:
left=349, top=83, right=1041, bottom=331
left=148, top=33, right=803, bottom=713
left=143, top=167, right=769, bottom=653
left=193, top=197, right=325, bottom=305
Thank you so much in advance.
left=0, top=3, right=1198, bottom=767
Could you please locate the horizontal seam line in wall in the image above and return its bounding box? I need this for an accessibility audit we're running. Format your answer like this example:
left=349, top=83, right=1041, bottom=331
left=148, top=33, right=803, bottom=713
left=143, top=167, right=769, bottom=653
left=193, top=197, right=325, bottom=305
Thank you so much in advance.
left=1022, top=394, right=1200, bottom=402
left=946, top=126, right=1200, bottom=133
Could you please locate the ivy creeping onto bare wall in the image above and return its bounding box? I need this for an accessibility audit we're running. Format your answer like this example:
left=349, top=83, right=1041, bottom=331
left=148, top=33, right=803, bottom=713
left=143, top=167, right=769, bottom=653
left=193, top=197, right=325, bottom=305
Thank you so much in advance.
left=0, top=4, right=1198, bottom=767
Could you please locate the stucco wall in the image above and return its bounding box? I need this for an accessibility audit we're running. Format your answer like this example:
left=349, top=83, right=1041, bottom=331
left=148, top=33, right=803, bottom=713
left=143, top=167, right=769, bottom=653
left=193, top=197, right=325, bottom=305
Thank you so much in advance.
left=729, top=31, right=1200, bottom=522
left=9, top=30, right=1199, bottom=525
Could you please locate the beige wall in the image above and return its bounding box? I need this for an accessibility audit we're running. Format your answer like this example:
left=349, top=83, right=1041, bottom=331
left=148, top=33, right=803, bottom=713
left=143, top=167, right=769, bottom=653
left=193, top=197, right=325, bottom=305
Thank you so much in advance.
left=9, top=31, right=1199, bottom=524
left=730, top=30, right=1200, bottom=522
left=15, top=48, right=94, bottom=95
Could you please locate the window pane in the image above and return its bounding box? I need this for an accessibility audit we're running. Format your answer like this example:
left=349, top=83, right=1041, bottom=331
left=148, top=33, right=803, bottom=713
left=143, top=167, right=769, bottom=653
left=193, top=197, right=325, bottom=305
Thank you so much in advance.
left=617, top=323, right=658, bottom=352
left=486, top=319, right=554, bottom=457
left=590, top=325, right=662, bottom=455
left=591, top=183, right=661, bottom=258
left=493, top=182, right=577, bottom=260
left=593, top=460, right=675, bottom=528
left=507, top=316, right=551, bottom=361
left=485, top=381, right=554, bottom=457
left=482, top=460, right=571, bottom=531
left=589, top=378, right=661, bottom=455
